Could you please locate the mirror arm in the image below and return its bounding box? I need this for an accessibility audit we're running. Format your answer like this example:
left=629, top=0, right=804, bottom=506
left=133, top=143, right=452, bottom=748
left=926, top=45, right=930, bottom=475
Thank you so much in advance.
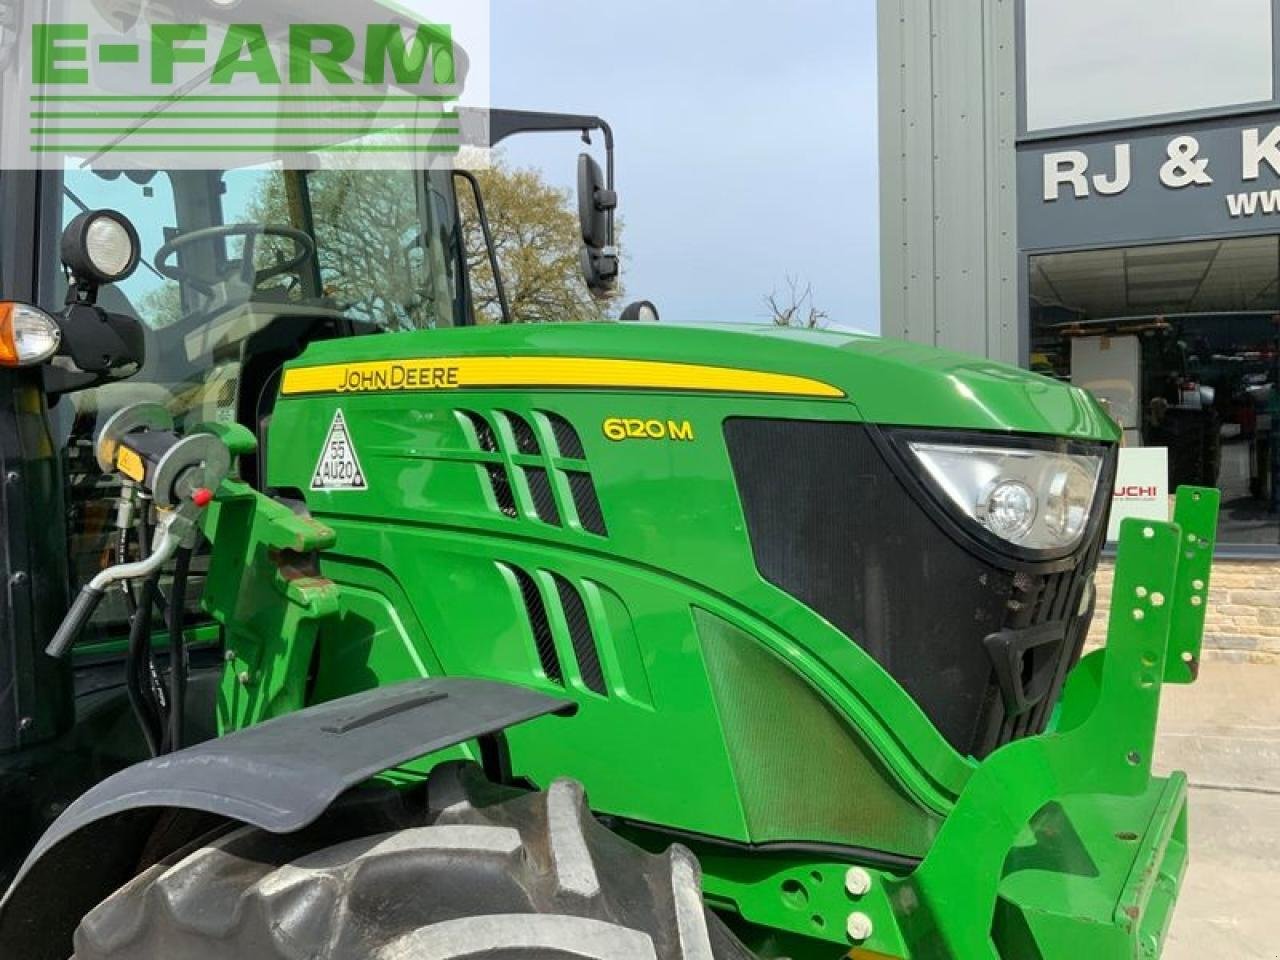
left=465, top=108, right=617, bottom=247
left=599, top=120, right=616, bottom=248
left=453, top=170, right=513, bottom=325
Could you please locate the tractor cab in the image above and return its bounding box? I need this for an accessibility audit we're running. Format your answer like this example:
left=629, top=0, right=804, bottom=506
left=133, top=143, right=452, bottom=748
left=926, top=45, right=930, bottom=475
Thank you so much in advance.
left=53, top=164, right=468, bottom=464
left=41, top=164, right=471, bottom=663
left=36, top=108, right=618, bottom=654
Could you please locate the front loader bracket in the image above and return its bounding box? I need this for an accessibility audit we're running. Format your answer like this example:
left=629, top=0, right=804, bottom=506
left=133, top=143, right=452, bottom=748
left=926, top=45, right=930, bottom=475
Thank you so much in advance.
left=1164, top=487, right=1219, bottom=683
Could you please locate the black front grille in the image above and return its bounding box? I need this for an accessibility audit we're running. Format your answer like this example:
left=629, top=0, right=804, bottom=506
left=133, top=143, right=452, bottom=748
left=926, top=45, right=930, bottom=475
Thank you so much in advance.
left=725, top=419, right=1113, bottom=758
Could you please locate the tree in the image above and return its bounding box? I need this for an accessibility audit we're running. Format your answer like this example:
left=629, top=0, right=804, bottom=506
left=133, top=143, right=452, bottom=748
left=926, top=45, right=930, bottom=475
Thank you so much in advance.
left=248, top=165, right=456, bottom=331
left=764, top=276, right=828, bottom=329
left=460, top=155, right=622, bottom=324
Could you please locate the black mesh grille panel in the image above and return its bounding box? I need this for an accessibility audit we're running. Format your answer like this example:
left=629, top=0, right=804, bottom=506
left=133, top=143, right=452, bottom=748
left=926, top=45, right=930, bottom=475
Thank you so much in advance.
left=524, top=467, right=561, bottom=526
left=567, top=471, right=607, bottom=537
left=546, top=413, right=586, bottom=459
left=504, top=412, right=541, bottom=455
left=462, top=411, right=499, bottom=452
left=512, top=567, right=561, bottom=684
left=725, top=418, right=1111, bottom=758
left=553, top=575, right=607, bottom=696
left=485, top=464, right=518, bottom=518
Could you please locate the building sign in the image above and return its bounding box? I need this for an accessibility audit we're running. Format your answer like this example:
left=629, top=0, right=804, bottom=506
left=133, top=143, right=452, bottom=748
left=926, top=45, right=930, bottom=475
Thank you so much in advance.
left=1107, top=447, right=1170, bottom=542
left=1019, top=114, right=1280, bottom=249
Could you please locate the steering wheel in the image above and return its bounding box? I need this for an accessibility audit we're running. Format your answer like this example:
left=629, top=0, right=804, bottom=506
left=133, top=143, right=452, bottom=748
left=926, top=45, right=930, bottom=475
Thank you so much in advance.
left=155, top=224, right=316, bottom=297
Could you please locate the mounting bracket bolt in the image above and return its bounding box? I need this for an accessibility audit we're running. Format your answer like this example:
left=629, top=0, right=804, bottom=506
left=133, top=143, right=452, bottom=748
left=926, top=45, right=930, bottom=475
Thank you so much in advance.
left=844, top=867, right=872, bottom=897
left=846, top=912, right=874, bottom=942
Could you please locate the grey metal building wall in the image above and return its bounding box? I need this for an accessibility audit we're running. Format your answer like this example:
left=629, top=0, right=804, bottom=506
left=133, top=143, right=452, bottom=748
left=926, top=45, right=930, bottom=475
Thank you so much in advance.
left=877, top=0, right=1019, bottom=363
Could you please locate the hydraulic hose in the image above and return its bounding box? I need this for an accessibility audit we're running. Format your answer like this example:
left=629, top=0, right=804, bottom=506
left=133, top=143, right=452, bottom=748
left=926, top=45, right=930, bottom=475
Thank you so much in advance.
left=116, top=523, right=135, bottom=617
left=165, top=547, right=193, bottom=753
left=136, top=506, right=168, bottom=618
left=126, top=574, right=163, bottom=757
left=46, top=518, right=180, bottom=659
left=116, top=490, right=138, bottom=617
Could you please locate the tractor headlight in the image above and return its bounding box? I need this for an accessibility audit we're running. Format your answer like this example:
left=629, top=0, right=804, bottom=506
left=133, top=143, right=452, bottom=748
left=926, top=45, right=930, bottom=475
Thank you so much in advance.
left=907, top=441, right=1104, bottom=552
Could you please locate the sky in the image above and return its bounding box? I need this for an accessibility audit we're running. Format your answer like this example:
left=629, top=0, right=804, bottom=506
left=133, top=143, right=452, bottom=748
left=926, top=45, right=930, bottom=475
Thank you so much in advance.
left=488, top=0, right=881, bottom=331
left=62, top=1, right=882, bottom=331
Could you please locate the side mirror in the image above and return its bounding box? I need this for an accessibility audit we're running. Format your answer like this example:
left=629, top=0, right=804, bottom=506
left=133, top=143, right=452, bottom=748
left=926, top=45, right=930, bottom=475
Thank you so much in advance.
left=45, top=209, right=146, bottom=396
left=577, top=153, right=619, bottom=296
left=577, top=153, right=613, bottom=249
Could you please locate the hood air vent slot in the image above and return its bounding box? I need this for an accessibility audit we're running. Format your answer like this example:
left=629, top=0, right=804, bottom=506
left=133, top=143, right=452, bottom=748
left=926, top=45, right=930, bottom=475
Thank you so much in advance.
left=567, top=472, right=607, bottom=536
left=506, top=564, right=610, bottom=698
left=503, top=411, right=542, bottom=455
left=552, top=575, right=607, bottom=696
left=511, top=566, right=562, bottom=685
left=485, top=464, right=518, bottom=518
left=524, top=467, right=561, bottom=526
left=546, top=413, right=585, bottom=459
left=462, top=411, right=499, bottom=452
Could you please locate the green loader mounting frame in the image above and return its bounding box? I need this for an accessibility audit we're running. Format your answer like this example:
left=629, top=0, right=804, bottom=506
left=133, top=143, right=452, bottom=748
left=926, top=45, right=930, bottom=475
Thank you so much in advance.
left=886, top=487, right=1219, bottom=958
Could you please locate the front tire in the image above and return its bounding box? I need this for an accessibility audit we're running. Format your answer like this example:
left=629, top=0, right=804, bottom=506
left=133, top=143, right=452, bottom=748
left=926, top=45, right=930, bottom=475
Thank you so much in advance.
left=72, top=763, right=754, bottom=959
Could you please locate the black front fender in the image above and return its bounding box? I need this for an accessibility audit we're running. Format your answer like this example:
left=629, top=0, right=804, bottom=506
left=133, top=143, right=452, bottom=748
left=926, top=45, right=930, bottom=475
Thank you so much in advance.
left=0, top=677, right=572, bottom=958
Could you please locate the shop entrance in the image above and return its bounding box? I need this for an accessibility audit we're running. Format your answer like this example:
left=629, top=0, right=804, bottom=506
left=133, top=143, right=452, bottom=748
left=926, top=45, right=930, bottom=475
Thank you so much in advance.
left=1030, top=235, right=1280, bottom=546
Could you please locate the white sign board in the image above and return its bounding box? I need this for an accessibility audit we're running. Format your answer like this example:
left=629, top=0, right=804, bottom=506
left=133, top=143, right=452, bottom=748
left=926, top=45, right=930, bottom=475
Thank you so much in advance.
left=1107, top=447, right=1169, bottom=542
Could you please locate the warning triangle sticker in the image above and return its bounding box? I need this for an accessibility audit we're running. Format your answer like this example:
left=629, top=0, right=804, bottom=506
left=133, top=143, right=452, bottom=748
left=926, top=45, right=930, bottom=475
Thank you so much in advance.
left=311, top=409, right=368, bottom=491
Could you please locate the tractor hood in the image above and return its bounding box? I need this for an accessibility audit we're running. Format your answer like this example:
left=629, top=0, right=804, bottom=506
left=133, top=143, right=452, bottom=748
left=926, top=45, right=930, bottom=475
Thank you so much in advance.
left=284, top=322, right=1120, bottom=442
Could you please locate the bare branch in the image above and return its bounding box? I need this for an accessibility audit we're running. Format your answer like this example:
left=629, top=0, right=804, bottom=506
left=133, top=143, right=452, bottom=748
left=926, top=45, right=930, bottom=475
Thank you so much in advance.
left=764, top=275, right=829, bottom=329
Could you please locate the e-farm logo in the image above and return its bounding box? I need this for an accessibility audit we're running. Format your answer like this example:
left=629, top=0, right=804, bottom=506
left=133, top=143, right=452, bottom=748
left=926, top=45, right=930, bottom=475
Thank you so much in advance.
left=32, top=23, right=456, bottom=89
left=8, top=1, right=490, bottom=169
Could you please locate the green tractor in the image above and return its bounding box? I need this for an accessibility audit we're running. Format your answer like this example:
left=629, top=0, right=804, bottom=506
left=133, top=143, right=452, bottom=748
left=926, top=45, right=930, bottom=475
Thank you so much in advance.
left=0, top=112, right=1219, bottom=960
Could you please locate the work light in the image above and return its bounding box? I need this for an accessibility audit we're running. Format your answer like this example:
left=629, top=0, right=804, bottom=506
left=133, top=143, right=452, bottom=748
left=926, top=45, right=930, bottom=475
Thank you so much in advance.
left=61, top=210, right=141, bottom=287
left=907, top=441, right=1104, bottom=552
left=0, top=302, right=61, bottom=367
